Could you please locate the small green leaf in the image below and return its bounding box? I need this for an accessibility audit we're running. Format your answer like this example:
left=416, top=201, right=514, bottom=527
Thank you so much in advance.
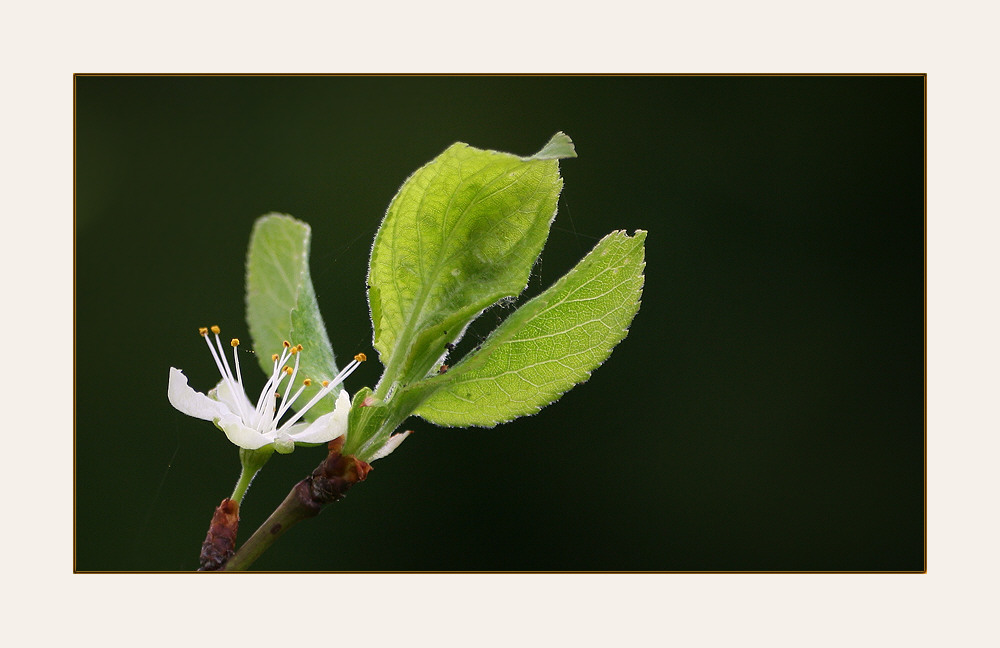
left=414, top=230, right=646, bottom=427
left=245, top=213, right=341, bottom=421
left=528, top=131, right=577, bottom=160
left=368, top=133, right=576, bottom=397
left=342, top=388, right=388, bottom=458
left=341, top=386, right=417, bottom=462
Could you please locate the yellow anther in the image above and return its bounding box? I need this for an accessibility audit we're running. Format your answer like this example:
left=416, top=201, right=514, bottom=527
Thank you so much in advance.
left=354, top=353, right=367, bottom=362
left=230, top=338, right=240, bottom=347
left=211, top=325, right=220, bottom=334
left=198, top=327, right=208, bottom=336
left=322, top=380, right=330, bottom=387
left=282, top=340, right=291, bottom=348
left=284, top=367, right=293, bottom=375
left=271, top=353, right=279, bottom=361
left=296, top=344, right=304, bottom=352
left=303, top=378, right=312, bottom=387
left=289, top=346, right=298, bottom=355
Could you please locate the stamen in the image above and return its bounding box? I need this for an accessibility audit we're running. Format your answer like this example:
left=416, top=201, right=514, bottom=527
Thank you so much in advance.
left=254, top=358, right=280, bottom=416
left=261, top=351, right=294, bottom=419
left=283, top=340, right=291, bottom=348
left=273, top=351, right=304, bottom=422
left=200, top=328, right=253, bottom=423
left=254, top=345, right=292, bottom=421
left=202, top=332, right=227, bottom=376
left=231, top=339, right=247, bottom=412
left=212, top=333, right=237, bottom=386
left=277, top=357, right=364, bottom=433
left=275, top=382, right=309, bottom=422
left=202, top=330, right=241, bottom=411
left=258, top=364, right=290, bottom=431
left=303, top=379, right=312, bottom=386
left=210, top=330, right=250, bottom=422
left=333, top=359, right=361, bottom=383
left=355, top=353, right=367, bottom=362
left=199, top=327, right=208, bottom=336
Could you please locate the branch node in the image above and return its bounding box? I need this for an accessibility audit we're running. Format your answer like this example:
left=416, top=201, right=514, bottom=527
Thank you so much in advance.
left=221, top=438, right=372, bottom=571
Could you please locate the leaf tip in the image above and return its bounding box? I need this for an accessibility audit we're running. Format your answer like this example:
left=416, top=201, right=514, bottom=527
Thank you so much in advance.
left=252, top=212, right=312, bottom=238
left=529, top=132, right=577, bottom=160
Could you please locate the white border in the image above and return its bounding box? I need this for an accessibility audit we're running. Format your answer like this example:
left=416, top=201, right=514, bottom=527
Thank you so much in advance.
left=5, top=0, right=997, bottom=645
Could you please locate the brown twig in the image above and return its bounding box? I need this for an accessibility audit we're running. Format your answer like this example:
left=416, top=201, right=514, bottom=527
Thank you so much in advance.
left=221, top=437, right=371, bottom=571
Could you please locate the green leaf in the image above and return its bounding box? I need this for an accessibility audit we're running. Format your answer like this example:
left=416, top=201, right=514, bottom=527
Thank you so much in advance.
left=368, top=133, right=577, bottom=397
left=341, top=387, right=389, bottom=459
left=245, top=213, right=341, bottom=421
left=413, top=230, right=646, bottom=427
left=341, top=386, right=418, bottom=462
left=530, top=131, right=577, bottom=160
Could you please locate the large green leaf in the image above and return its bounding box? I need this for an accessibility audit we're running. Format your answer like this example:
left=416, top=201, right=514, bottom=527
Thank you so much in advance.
left=414, top=230, right=646, bottom=427
left=245, top=213, right=341, bottom=421
left=368, top=133, right=576, bottom=397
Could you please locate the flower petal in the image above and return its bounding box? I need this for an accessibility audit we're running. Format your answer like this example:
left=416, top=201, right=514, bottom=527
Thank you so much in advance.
left=287, top=391, right=351, bottom=445
left=332, top=389, right=351, bottom=427
left=368, top=430, right=411, bottom=462
left=210, top=378, right=255, bottom=418
left=168, top=368, right=232, bottom=421
left=287, top=412, right=346, bottom=445
left=216, top=415, right=273, bottom=450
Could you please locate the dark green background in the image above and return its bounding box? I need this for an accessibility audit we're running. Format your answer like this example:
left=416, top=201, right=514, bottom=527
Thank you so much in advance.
left=76, top=76, right=923, bottom=571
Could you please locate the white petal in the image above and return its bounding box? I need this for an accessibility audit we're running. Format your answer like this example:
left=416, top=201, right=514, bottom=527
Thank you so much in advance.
left=287, top=411, right=346, bottom=445
left=369, top=430, right=411, bottom=462
left=332, top=390, right=351, bottom=427
left=216, top=415, right=273, bottom=450
left=168, top=368, right=231, bottom=421
left=210, top=378, right=255, bottom=418
left=286, top=391, right=352, bottom=445
left=282, top=422, right=311, bottom=436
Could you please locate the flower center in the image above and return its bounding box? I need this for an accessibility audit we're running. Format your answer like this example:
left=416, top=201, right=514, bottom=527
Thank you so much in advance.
left=198, top=326, right=365, bottom=433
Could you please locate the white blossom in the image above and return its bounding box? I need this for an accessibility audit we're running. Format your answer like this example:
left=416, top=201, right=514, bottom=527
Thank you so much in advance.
left=168, top=326, right=364, bottom=454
